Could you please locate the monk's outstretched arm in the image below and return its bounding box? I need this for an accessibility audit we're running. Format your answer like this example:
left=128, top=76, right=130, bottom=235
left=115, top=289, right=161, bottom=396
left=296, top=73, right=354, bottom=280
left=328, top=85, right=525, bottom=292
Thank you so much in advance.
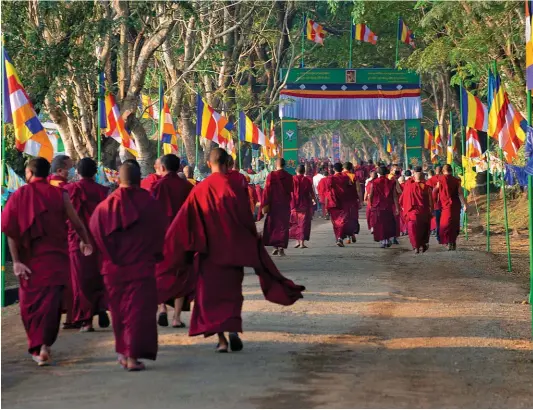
left=7, top=237, right=31, bottom=280
left=63, top=192, right=93, bottom=255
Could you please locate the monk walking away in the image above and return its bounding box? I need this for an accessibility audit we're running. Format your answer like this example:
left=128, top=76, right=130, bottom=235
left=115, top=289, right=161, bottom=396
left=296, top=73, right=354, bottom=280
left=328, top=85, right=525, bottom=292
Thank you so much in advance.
left=434, top=164, right=467, bottom=251
left=159, top=148, right=304, bottom=353
left=368, top=166, right=399, bottom=248
left=1, top=158, right=93, bottom=366
left=151, top=154, right=193, bottom=329
left=262, top=158, right=293, bottom=256
left=400, top=167, right=433, bottom=254
left=141, top=156, right=162, bottom=192
left=65, top=158, right=110, bottom=332
left=90, top=161, right=168, bottom=371
left=326, top=163, right=357, bottom=247
left=342, top=162, right=362, bottom=243
left=289, top=165, right=317, bottom=249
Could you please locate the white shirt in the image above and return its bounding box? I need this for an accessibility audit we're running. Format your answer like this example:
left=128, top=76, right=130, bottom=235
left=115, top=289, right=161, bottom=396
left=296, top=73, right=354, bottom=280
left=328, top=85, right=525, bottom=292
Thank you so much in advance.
left=313, top=173, right=325, bottom=195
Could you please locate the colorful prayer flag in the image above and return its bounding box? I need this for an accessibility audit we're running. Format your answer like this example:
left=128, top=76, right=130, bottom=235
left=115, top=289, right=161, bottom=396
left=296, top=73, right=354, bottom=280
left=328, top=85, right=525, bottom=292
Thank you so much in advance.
left=424, top=128, right=433, bottom=151
left=434, top=120, right=443, bottom=156
left=398, top=18, right=415, bottom=48
left=103, top=93, right=138, bottom=157
left=3, top=49, right=53, bottom=161
left=196, top=94, right=233, bottom=146
left=386, top=137, right=392, bottom=153
left=159, top=84, right=179, bottom=155
left=239, top=112, right=266, bottom=146
left=488, top=70, right=527, bottom=161
left=460, top=87, right=488, bottom=132
left=466, top=127, right=483, bottom=158
left=141, top=94, right=157, bottom=120
left=526, top=1, right=533, bottom=90
left=306, top=19, right=326, bottom=45
left=351, top=23, right=378, bottom=45
left=447, top=119, right=456, bottom=164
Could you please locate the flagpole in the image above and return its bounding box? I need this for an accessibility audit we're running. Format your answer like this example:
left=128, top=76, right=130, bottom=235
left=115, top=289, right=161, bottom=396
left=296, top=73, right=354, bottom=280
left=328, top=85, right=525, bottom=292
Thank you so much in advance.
left=527, top=89, right=533, bottom=313
left=237, top=110, right=242, bottom=170
left=499, top=147, right=512, bottom=272
left=486, top=110, right=491, bottom=253
left=1, top=40, right=6, bottom=307
left=395, top=17, right=400, bottom=68
left=157, top=75, right=162, bottom=158
left=301, top=14, right=306, bottom=68
left=260, top=108, right=266, bottom=172
left=97, top=61, right=102, bottom=164
left=458, top=79, right=468, bottom=240
left=349, top=22, right=354, bottom=69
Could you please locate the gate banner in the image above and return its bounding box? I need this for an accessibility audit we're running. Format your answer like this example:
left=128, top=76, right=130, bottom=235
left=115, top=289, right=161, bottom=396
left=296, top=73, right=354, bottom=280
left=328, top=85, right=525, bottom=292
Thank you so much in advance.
left=404, top=119, right=423, bottom=167
left=281, top=118, right=298, bottom=175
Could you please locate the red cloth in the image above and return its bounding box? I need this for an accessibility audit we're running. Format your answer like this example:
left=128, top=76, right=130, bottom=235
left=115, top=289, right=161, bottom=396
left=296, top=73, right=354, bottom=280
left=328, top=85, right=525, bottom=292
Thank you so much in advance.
left=90, top=187, right=167, bottom=360
left=262, top=170, right=293, bottom=248
left=64, top=178, right=109, bottom=324
left=317, top=177, right=329, bottom=218
left=400, top=179, right=432, bottom=249
left=327, top=173, right=357, bottom=239
left=437, top=175, right=462, bottom=245
left=370, top=176, right=396, bottom=241
left=1, top=179, right=68, bottom=353
left=255, top=185, right=264, bottom=221
left=140, top=173, right=161, bottom=193
left=227, top=169, right=251, bottom=214
left=157, top=172, right=305, bottom=337
left=426, top=176, right=441, bottom=231
left=151, top=173, right=193, bottom=223
left=289, top=175, right=313, bottom=241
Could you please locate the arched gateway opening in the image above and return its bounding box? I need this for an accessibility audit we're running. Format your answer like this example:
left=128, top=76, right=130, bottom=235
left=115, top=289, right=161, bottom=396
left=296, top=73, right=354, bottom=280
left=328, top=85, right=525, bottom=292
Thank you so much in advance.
left=278, top=68, right=423, bottom=173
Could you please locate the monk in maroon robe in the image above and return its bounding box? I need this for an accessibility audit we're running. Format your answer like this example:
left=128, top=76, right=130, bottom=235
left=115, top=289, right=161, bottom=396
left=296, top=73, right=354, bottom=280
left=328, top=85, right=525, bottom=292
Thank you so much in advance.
left=368, top=166, right=399, bottom=248
left=90, top=160, right=167, bottom=371
left=226, top=156, right=251, bottom=207
left=317, top=171, right=329, bottom=219
left=400, top=167, right=433, bottom=253
left=255, top=184, right=264, bottom=221
left=262, top=158, right=293, bottom=256
left=152, top=154, right=193, bottom=329
left=364, top=171, right=378, bottom=231
left=2, top=157, right=93, bottom=366
left=158, top=148, right=304, bottom=352
left=140, top=157, right=162, bottom=192
left=47, top=155, right=80, bottom=329
left=289, top=165, right=316, bottom=248
left=65, top=158, right=110, bottom=332
left=434, top=164, right=466, bottom=250
left=343, top=162, right=362, bottom=243
left=326, top=163, right=356, bottom=247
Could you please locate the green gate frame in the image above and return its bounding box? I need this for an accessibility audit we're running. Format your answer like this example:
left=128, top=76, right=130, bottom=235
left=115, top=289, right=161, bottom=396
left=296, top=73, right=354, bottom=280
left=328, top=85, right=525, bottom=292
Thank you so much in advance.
left=279, top=68, right=423, bottom=173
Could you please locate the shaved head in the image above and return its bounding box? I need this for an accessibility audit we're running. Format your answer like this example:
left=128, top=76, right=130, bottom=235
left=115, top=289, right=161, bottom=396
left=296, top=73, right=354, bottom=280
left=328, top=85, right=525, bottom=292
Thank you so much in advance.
left=208, top=148, right=229, bottom=173
left=119, top=160, right=141, bottom=186
left=160, top=154, right=180, bottom=173
left=26, top=157, right=51, bottom=181
left=227, top=155, right=235, bottom=169
left=154, top=157, right=162, bottom=175
left=442, top=164, right=453, bottom=174
left=183, top=165, right=193, bottom=179
left=276, top=158, right=286, bottom=170
left=297, top=164, right=305, bottom=175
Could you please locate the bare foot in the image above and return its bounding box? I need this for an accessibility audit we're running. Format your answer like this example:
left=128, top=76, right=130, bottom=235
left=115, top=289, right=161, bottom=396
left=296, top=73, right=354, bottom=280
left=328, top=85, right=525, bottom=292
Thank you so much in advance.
left=216, top=332, right=229, bottom=352
left=126, top=357, right=145, bottom=371
left=39, top=345, right=51, bottom=366
left=118, top=354, right=127, bottom=369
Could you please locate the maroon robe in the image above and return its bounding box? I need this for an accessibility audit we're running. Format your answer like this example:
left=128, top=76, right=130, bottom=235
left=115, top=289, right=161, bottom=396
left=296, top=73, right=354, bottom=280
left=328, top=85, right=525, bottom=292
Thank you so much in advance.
left=437, top=175, right=462, bottom=245
left=289, top=175, right=313, bottom=241
left=90, top=187, right=167, bottom=360
left=426, top=176, right=439, bottom=231
left=48, top=174, right=68, bottom=188
left=326, top=173, right=355, bottom=240
left=370, top=176, right=396, bottom=241
left=227, top=169, right=250, bottom=211
left=365, top=180, right=374, bottom=230
left=262, top=169, right=294, bottom=249
left=400, top=179, right=432, bottom=249
left=157, top=172, right=305, bottom=337
left=255, top=185, right=264, bottom=221
left=343, top=171, right=361, bottom=235
left=65, top=178, right=109, bottom=324
left=398, top=181, right=408, bottom=234
left=140, top=173, right=161, bottom=193
left=317, top=177, right=329, bottom=217
left=1, top=179, right=68, bottom=354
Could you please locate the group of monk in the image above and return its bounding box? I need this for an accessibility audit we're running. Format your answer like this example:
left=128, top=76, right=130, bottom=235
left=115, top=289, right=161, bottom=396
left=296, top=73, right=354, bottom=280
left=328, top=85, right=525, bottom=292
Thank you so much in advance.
left=1, top=149, right=305, bottom=370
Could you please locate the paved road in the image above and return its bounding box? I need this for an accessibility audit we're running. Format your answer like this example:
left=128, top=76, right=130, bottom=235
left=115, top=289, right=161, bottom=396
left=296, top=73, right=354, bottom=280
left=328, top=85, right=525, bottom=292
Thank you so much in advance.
left=2, top=215, right=532, bottom=408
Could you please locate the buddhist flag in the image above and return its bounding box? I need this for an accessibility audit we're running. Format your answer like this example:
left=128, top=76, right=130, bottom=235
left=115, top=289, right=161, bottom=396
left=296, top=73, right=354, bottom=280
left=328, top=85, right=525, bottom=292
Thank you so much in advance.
left=488, top=70, right=527, bottom=161
left=3, top=49, right=53, bottom=161
left=386, top=137, right=392, bottom=153
left=196, top=94, right=233, bottom=145
left=460, top=87, right=488, bottom=132
left=447, top=120, right=456, bottom=164
left=141, top=94, right=157, bottom=120
left=351, top=23, right=378, bottom=45
left=239, top=112, right=266, bottom=146
left=424, top=128, right=433, bottom=151
left=103, top=93, right=138, bottom=157
left=306, top=19, right=326, bottom=45
left=466, top=128, right=482, bottom=158
left=398, top=18, right=415, bottom=48
left=526, top=1, right=533, bottom=90
left=434, top=121, right=443, bottom=156
left=159, top=85, right=179, bottom=155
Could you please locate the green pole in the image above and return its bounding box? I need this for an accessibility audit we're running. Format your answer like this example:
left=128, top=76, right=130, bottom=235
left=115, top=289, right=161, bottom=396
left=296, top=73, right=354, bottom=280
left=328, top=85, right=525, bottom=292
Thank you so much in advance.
left=486, top=117, right=491, bottom=253
left=97, top=61, right=102, bottom=164
left=1, top=40, right=5, bottom=307
left=237, top=110, right=242, bottom=170
left=499, top=147, right=512, bottom=272
left=458, top=79, right=468, bottom=240
left=349, top=23, right=354, bottom=69
left=157, top=75, right=162, bottom=157
left=301, top=14, right=306, bottom=68
left=195, top=134, right=199, bottom=172
left=527, top=90, right=533, bottom=324
left=395, top=17, right=400, bottom=68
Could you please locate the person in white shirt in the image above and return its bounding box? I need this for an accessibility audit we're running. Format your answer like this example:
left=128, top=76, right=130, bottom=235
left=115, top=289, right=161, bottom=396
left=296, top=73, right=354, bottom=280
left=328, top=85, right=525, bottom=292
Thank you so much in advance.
left=312, top=169, right=326, bottom=217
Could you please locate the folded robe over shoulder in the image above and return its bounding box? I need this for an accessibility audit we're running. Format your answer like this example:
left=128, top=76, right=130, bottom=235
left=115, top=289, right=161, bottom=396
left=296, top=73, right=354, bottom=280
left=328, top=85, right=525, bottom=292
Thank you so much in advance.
left=400, top=179, right=432, bottom=249
left=156, top=172, right=305, bottom=335
left=289, top=175, right=313, bottom=241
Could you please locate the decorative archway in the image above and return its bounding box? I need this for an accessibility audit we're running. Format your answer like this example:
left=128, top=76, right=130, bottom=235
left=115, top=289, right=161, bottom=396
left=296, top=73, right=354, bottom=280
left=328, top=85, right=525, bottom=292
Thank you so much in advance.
left=278, top=68, right=423, bottom=173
